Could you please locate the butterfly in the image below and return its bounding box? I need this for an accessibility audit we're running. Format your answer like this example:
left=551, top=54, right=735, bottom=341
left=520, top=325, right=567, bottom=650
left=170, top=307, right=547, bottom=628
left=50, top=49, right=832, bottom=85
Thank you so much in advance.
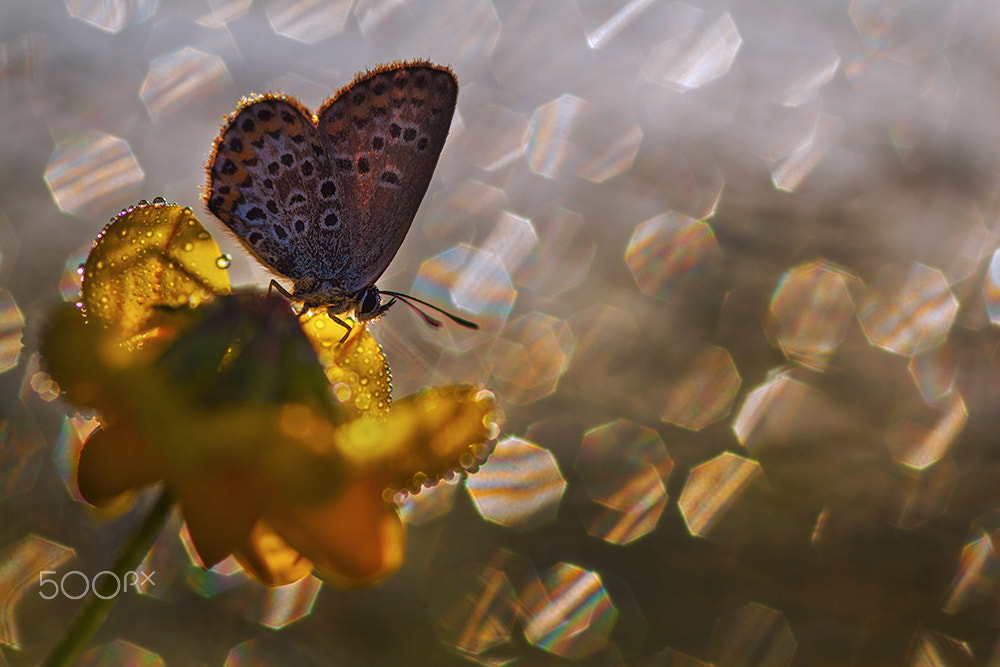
left=205, top=61, right=477, bottom=341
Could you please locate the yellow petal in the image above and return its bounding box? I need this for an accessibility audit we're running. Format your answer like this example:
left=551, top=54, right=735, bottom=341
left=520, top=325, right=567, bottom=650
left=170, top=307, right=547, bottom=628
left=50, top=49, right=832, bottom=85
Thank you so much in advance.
left=335, top=385, right=499, bottom=492
left=76, top=423, right=163, bottom=511
left=82, top=200, right=231, bottom=346
left=267, top=473, right=406, bottom=588
left=233, top=521, right=315, bottom=586
left=176, top=468, right=262, bottom=568
left=299, top=310, right=391, bottom=421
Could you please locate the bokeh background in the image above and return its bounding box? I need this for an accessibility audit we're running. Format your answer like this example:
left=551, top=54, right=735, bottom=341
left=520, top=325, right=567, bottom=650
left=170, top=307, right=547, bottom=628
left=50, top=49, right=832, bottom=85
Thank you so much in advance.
left=4, top=0, right=1000, bottom=664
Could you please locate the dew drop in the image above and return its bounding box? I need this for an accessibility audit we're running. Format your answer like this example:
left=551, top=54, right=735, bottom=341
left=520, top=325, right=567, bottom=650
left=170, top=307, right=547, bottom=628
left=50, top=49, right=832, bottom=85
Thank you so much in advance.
left=216, top=254, right=232, bottom=269
left=152, top=196, right=166, bottom=204
left=183, top=242, right=194, bottom=252
left=333, top=382, right=351, bottom=403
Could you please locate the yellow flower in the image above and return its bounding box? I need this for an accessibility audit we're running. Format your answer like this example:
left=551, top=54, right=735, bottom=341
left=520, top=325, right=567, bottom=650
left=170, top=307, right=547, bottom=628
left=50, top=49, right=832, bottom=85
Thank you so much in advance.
left=44, top=201, right=498, bottom=587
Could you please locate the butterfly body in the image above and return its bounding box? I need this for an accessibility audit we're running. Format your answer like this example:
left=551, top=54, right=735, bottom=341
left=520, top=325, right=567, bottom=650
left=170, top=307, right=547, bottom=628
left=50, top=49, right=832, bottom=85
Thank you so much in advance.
left=205, top=62, right=459, bottom=326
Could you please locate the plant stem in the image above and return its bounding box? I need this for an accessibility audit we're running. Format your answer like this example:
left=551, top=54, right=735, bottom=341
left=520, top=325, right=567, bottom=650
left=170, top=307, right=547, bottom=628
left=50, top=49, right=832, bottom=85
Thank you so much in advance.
left=44, top=488, right=174, bottom=667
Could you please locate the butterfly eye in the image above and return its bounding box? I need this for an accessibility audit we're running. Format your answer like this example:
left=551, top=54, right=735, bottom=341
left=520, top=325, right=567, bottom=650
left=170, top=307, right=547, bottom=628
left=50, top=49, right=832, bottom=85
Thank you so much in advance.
left=358, top=286, right=381, bottom=317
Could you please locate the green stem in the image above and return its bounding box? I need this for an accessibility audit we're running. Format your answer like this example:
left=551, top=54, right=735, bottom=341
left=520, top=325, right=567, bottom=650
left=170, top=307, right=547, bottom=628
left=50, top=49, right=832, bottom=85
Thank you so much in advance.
left=44, top=488, right=174, bottom=667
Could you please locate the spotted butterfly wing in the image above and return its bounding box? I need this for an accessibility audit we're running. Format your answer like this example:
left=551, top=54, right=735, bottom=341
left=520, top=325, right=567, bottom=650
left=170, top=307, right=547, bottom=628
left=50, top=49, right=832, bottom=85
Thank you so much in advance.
left=205, top=62, right=458, bottom=308
left=206, top=97, right=341, bottom=282
left=317, top=63, right=457, bottom=292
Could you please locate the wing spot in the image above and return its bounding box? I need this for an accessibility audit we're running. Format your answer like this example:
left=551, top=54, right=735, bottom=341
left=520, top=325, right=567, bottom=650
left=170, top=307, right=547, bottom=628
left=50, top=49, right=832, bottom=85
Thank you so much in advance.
left=312, top=143, right=324, bottom=156
left=301, top=161, right=314, bottom=176
left=373, top=82, right=387, bottom=96
left=240, top=118, right=255, bottom=133
left=321, top=180, right=337, bottom=198
left=221, top=159, right=237, bottom=175
left=289, top=193, right=306, bottom=205
left=335, top=158, right=352, bottom=173
left=218, top=185, right=231, bottom=194
left=267, top=162, right=280, bottom=174
left=211, top=196, right=225, bottom=208
left=248, top=232, right=263, bottom=244
left=352, top=92, right=365, bottom=105
left=272, top=224, right=288, bottom=240
left=294, top=220, right=305, bottom=233
left=390, top=123, right=402, bottom=138
left=280, top=153, right=294, bottom=166
left=417, top=136, right=429, bottom=151
left=257, top=108, right=273, bottom=121
left=372, top=136, right=384, bottom=151
left=380, top=170, right=400, bottom=185
left=403, top=127, right=417, bottom=142
left=246, top=207, right=265, bottom=220
left=266, top=200, right=279, bottom=214
left=280, top=110, right=295, bottom=123
left=358, top=157, right=370, bottom=174
left=373, top=105, right=387, bottom=118
left=228, top=137, right=243, bottom=152
left=263, top=178, right=274, bottom=189
left=324, top=212, right=339, bottom=227
left=353, top=117, right=367, bottom=130
left=415, top=74, right=428, bottom=89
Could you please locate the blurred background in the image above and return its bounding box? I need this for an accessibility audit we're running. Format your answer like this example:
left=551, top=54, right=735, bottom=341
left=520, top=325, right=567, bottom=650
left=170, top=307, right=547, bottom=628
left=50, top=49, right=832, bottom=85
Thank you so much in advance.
left=3, top=0, right=1000, bottom=664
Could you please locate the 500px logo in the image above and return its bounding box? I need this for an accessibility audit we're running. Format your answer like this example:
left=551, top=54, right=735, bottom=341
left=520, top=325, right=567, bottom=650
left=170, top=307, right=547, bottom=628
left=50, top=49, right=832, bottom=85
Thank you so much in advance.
left=38, top=569, right=155, bottom=600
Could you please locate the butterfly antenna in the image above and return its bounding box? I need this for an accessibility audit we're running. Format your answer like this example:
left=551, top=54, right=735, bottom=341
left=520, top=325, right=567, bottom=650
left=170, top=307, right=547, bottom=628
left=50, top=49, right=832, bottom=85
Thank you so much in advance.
left=381, top=290, right=479, bottom=330
left=388, top=296, right=442, bottom=328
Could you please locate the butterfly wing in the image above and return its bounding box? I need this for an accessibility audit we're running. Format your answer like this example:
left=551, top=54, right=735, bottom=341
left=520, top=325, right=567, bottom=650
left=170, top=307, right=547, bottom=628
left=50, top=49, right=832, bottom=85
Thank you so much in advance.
left=206, top=97, right=348, bottom=281
left=315, top=62, right=458, bottom=292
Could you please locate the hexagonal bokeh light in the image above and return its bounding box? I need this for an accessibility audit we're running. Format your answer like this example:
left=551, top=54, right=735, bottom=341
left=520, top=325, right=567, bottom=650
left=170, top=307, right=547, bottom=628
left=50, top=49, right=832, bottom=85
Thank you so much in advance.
left=707, top=602, right=796, bottom=666
left=885, top=392, right=966, bottom=470
left=0, top=535, right=75, bottom=650
left=857, top=262, right=957, bottom=356
left=411, top=243, right=516, bottom=350
left=642, top=7, right=742, bottom=92
left=768, top=259, right=859, bottom=368
left=984, top=247, right=1000, bottom=325
left=576, top=419, right=672, bottom=544
left=140, top=47, right=231, bottom=121
left=626, top=212, right=722, bottom=302
left=430, top=554, right=522, bottom=662
left=65, top=0, right=156, bottom=33
left=78, top=639, right=164, bottom=666
left=679, top=453, right=764, bottom=538
left=238, top=574, right=322, bottom=629
left=0, top=290, right=25, bottom=374
left=466, top=436, right=567, bottom=530
left=263, top=0, right=352, bottom=43
left=516, top=207, right=596, bottom=296
left=44, top=131, right=144, bottom=216
left=526, top=94, right=642, bottom=182
left=520, top=563, right=618, bottom=660
left=489, top=312, right=575, bottom=405
left=660, top=344, right=740, bottom=431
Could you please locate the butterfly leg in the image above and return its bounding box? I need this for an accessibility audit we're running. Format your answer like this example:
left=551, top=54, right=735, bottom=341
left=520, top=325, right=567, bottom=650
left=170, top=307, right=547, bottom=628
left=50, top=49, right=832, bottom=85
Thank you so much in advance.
left=325, top=307, right=353, bottom=344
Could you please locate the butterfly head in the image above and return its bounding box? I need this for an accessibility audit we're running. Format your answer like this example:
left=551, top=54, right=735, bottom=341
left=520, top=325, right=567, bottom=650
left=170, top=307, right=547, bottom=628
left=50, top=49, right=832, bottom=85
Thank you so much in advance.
left=354, top=285, right=394, bottom=322
left=292, top=277, right=392, bottom=322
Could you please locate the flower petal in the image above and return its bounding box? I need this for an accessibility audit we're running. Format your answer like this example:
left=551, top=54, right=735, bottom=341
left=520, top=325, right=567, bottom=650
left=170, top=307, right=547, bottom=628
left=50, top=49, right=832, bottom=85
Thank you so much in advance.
left=335, top=385, right=499, bottom=492
left=268, top=473, right=406, bottom=588
left=233, top=520, right=315, bottom=586
left=76, top=422, right=163, bottom=511
left=299, top=310, right=392, bottom=421
left=176, top=468, right=262, bottom=568
left=83, top=200, right=231, bottom=345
